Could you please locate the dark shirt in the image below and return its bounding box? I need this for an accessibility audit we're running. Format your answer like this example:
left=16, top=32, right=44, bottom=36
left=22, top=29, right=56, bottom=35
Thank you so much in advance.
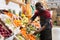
left=31, top=10, right=52, bottom=29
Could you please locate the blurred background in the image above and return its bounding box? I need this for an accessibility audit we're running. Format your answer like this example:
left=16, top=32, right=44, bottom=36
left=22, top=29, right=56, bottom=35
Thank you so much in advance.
left=0, top=0, right=60, bottom=40
left=0, top=0, right=60, bottom=26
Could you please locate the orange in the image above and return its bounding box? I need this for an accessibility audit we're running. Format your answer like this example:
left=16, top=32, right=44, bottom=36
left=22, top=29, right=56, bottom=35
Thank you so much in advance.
left=13, top=20, right=22, bottom=27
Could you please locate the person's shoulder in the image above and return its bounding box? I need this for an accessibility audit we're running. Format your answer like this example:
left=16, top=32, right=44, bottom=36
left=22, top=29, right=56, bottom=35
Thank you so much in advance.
left=44, top=9, right=50, bottom=13
left=34, top=10, right=39, bottom=15
left=44, top=9, right=49, bottom=12
left=34, top=10, right=39, bottom=13
left=35, top=10, right=38, bottom=12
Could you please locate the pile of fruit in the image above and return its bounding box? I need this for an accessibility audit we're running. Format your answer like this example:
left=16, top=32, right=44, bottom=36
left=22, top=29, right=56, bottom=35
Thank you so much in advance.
left=0, top=10, right=40, bottom=40
left=0, top=21, right=12, bottom=38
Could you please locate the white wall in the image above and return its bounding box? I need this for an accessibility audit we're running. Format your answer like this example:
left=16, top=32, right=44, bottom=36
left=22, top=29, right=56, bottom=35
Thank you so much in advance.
left=52, top=27, right=60, bottom=40
left=0, top=0, right=22, bottom=13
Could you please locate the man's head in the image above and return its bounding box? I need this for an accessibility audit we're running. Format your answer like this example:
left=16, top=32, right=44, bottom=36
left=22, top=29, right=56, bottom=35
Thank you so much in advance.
left=35, top=2, right=43, bottom=10
left=35, top=2, right=44, bottom=13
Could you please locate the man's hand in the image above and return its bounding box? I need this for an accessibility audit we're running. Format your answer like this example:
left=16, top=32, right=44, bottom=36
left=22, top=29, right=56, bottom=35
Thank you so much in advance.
left=28, top=20, right=33, bottom=25
left=33, top=29, right=40, bottom=35
left=33, top=26, right=46, bottom=35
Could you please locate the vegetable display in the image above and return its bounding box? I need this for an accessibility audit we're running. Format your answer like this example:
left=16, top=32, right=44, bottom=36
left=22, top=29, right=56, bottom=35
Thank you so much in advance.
left=0, top=10, right=40, bottom=40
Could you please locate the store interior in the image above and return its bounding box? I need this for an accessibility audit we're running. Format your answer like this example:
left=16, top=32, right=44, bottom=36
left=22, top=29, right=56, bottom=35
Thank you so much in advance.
left=0, top=0, right=60, bottom=40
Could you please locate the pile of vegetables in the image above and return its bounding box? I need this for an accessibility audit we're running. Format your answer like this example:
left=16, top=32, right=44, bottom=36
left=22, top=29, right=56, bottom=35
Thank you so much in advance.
left=0, top=10, right=40, bottom=40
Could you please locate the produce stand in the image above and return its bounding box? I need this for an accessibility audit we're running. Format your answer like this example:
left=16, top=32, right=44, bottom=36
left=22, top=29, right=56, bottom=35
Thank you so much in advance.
left=0, top=10, right=40, bottom=40
left=0, top=0, right=41, bottom=40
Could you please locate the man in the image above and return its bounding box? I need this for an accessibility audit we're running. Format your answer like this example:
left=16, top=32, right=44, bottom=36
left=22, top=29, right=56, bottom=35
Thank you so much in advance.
left=29, top=2, right=52, bottom=40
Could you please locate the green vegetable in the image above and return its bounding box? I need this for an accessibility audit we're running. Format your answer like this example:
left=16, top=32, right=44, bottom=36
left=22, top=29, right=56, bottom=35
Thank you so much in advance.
left=5, top=18, right=11, bottom=24
left=17, top=35, right=25, bottom=40
left=36, top=33, right=40, bottom=38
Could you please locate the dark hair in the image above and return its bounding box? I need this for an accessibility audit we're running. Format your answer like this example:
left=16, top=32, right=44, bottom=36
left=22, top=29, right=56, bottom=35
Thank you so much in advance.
left=35, top=2, right=44, bottom=13
left=35, top=2, right=43, bottom=8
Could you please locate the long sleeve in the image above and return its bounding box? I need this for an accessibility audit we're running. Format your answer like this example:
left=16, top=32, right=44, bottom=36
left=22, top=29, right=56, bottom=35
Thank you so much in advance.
left=31, top=10, right=38, bottom=21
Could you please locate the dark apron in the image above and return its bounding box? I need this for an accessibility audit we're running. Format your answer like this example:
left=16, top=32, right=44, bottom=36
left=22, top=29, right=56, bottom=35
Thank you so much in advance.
left=40, top=16, right=52, bottom=40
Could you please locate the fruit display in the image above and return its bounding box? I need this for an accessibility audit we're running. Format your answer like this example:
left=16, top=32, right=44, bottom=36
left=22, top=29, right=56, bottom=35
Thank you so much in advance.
left=21, top=3, right=32, bottom=19
left=0, top=0, right=41, bottom=40
left=0, top=23, right=12, bottom=38
left=5, top=18, right=11, bottom=24
left=0, top=10, right=40, bottom=40
left=25, top=3, right=32, bottom=19
left=27, top=34, right=36, bottom=40
left=35, top=33, right=40, bottom=40
left=16, top=35, right=25, bottom=40
left=26, top=24, right=36, bottom=34
left=13, top=20, right=22, bottom=27
left=4, top=12, right=13, bottom=18
left=22, top=16, right=28, bottom=25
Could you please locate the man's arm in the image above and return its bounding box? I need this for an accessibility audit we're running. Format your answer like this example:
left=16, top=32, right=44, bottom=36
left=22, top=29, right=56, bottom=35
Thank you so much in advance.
left=29, top=14, right=37, bottom=24
left=34, top=19, right=50, bottom=34
left=29, top=10, right=38, bottom=23
left=40, top=19, right=50, bottom=31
